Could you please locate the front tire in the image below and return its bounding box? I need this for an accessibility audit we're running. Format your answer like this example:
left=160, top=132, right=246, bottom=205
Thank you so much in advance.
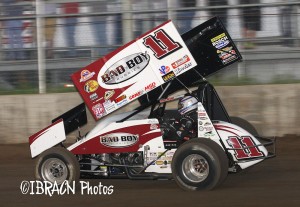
left=35, top=147, right=80, bottom=185
left=172, top=139, right=228, bottom=191
left=230, top=116, right=259, bottom=136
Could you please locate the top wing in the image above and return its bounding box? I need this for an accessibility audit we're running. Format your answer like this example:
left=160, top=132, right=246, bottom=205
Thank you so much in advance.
left=71, top=20, right=197, bottom=120
left=182, top=17, right=242, bottom=77
left=138, top=17, right=243, bottom=106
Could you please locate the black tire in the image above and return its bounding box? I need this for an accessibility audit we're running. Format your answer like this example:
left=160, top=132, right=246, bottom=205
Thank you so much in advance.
left=230, top=116, right=259, bottom=136
left=35, top=147, right=80, bottom=185
left=172, top=138, right=228, bottom=191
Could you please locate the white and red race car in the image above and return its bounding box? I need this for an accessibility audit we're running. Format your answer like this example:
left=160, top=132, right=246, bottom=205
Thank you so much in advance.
left=29, top=17, right=275, bottom=191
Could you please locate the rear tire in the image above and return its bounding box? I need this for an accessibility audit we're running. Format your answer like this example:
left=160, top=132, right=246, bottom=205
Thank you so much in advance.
left=35, top=147, right=80, bottom=185
left=172, top=138, right=228, bottom=191
left=230, top=116, right=259, bottom=136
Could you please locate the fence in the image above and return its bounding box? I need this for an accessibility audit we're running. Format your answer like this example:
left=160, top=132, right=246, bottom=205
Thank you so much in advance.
left=0, top=0, right=300, bottom=94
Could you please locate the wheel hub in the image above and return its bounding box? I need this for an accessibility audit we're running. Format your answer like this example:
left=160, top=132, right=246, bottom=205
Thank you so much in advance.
left=41, top=158, right=68, bottom=184
left=182, top=154, right=209, bottom=183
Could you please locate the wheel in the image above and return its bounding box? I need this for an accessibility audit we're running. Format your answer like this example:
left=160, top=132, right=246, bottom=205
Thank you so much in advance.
left=35, top=147, right=80, bottom=185
left=230, top=116, right=259, bottom=136
left=171, top=138, right=228, bottom=191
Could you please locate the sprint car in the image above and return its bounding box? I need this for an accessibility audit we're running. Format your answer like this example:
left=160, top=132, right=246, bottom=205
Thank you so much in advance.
left=29, top=17, right=275, bottom=191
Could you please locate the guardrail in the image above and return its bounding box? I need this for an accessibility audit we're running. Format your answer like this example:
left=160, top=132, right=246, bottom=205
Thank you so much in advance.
left=1, top=84, right=300, bottom=143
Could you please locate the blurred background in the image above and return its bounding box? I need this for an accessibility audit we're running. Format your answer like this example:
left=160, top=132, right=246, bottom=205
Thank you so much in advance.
left=0, top=0, right=299, bottom=94
left=1, top=0, right=300, bottom=142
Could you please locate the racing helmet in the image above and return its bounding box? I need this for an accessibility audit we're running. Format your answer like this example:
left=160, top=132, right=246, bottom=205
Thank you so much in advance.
left=178, top=95, right=198, bottom=115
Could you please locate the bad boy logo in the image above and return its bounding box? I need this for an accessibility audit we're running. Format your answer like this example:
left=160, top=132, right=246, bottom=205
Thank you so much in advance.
left=100, top=52, right=150, bottom=85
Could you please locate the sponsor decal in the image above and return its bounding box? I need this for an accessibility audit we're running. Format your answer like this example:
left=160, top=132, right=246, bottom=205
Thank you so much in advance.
left=145, top=82, right=156, bottom=92
left=204, top=122, right=211, bottom=126
left=204, top=131, right=215, bottom=137
left=174, top=62, right=192, bottom=75
left=199, top=126, right=204, bottom=131
left=114, top=95, right=126, bottom=103
left=84, top=80, right=99, bottom=93
left=104, top=90, right=115, bottom=100
left=204, top=126, right=214, bottom=131
left=100, top=133, right=139, bottom=148
left=159, top=65, right=171, bottom=75
left=80, top=70, right=95, bottom=82
left=160, top=96, right=174, bottom=103
left=217, top=46, right=234, bottom=54
left=150, top=152, right=158, bottom=157
left=162, top=71, right=175, bottom=82
left=116, top=99, right=128, bottom=107
left=100, top=52, right=150, bottom=84
left=92, top=97, right=104, bottom=104
left=218, top=48, right=237, bottom=64
left=150, top=124, right=158, bottom=130
left=148, top=119, right=158, bottom=124
left=172, top=55, right=190, bottom=69
left=129, top=90, right=144, bottom=100
left=90, top=93, right=98, bottom=101
left=92, top=104, right=105, bottom=119
left=156, top=160, right=164, bottom=165
left=164, top=142, right=177, bottom=148
left=211, top=33, right=229, bottom=49
left=198, top=121, right=203, bottom=125
left=198, top=112, right=206, bottom=116
left=199, top=117, right=208, bottom=120
left=103, top=100, right=116, bottom=113
left=220, top=55, right=236, bottom=64
left=166, top=151, right=174, bottom=157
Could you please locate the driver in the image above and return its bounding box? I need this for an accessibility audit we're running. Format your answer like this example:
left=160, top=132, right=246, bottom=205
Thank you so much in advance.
left=178, top=95, right=198, bottom=116
left=176, top=95, right=198, bottom=140
left=173, top=95, right=198, bottom=141
left=161, top=95, right=198, bottom=141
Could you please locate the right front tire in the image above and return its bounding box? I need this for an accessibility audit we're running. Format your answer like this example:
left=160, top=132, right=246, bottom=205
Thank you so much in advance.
left=230, top=116, right=259, bottom=136
left=171, top=138, right=228, bottom=191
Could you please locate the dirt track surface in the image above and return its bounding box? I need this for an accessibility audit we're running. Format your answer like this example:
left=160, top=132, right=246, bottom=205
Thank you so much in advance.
left=0, top=136, right=299, bottom=207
